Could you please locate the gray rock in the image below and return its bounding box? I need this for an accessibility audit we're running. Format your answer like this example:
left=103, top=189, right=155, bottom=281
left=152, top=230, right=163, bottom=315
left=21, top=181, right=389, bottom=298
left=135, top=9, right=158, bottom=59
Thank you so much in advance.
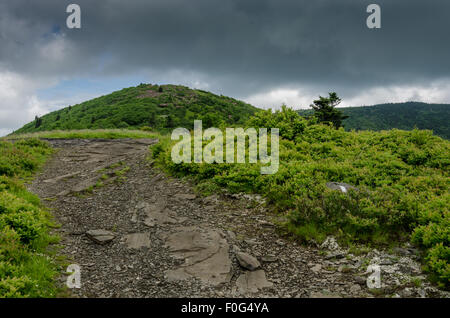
left=244, top=239, right=258, bottom=246
left=236, top=252, right=261, bottom=271
left=124, top=233, right=151, bottom=249
left=326, top=182, right=358, bottom=194
left=56, top=190, right=70, bottom=197
left=261, top=255, right=278, bottom=263
left=164, top=227, right=232, bottom=286
left=354, top=275, right=366, bottom=285
left=350, top=284, right=362, bottom=293
left=311, top=264, right=322, bottom=274
left=407, top=248, right=420, bottom=256
left=258, top=220, right=273, bottom=227
left=43, top=171, right=82, bottom=184
left=393, top=247, right=411, bottom=256
left=86, top=229, right=115, bottom=244
left=400, top=287, right=414, bottom=297
left=380, top=258, right=395, bottom=265
left=72, top=177, right=99, bottom=193
left=325, top=251, right=346, bottom=260
left=321, top=236, right=340, bottom=251
left=227, top=230, right=236, bottom=241
left=235, top=270, right=273, bottom=294
left=141, top=200, right=186, bottom=226
left=276, top=239, right=285, bottom=246
left=418, top=289, right=427, bottom=298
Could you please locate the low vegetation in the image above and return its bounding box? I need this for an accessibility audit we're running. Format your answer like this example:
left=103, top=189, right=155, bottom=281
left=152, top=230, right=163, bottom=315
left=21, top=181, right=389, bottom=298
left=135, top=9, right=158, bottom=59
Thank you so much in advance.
left=4, top=129, right=160, bottom=140
left=0, top=139, right=61, bottom=297
left=152, top=107, right=450, bottom=288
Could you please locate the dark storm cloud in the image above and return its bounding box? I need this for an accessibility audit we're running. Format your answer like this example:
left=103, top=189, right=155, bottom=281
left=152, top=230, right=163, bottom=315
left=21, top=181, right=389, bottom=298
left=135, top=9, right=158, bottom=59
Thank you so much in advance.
left=1, top=0, right=450, bottom=97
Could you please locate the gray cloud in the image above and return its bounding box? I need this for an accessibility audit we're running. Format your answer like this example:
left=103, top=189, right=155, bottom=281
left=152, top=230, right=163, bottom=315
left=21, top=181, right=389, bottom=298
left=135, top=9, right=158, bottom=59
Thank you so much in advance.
left=0, top=0, right=450, bottom=123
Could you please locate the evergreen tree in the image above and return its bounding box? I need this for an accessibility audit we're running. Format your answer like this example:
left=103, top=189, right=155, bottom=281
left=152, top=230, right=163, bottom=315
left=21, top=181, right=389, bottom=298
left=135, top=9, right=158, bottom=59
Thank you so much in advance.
left=310, top=92, right=348, bottom=128
left=34, top=116, right=42, bottom=128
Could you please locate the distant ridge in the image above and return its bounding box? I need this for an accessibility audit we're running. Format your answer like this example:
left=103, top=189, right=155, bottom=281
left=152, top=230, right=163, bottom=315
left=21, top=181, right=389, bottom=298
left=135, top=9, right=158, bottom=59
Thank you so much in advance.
left=298, top=102, right=450, bottom=139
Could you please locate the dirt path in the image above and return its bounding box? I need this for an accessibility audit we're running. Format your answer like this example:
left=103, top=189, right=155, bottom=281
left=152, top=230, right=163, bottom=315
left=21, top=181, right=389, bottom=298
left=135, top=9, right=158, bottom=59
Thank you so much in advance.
left=28, top=139, right=448, bottom=298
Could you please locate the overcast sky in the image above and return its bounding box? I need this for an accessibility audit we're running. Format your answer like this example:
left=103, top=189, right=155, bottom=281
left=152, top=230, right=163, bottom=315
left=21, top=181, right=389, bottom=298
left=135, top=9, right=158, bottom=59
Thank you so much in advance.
left=1, top=0, right=450, bottom=136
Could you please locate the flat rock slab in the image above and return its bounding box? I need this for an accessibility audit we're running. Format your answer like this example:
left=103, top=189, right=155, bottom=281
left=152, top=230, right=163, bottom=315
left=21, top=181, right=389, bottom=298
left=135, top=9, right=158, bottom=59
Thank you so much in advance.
left=165, top=227, right=232, bottom=286
left=139, top=201, right=186, bottom=227
left=86, top=229, right=115, bottom=244
left=236, top=252, right=261, bottom=271
left=124, top=233, right=151, bottom=249
left=235, top=270, right=273, bottom=294
left=55, top=175, right=99, bottom=196
left=42, top=171, right=82, bottom=184
left=145, top=209, right=185, bottom=227
left=71, top=177, right=99, bottom=193
left=261, top=255, right=278, bottom=263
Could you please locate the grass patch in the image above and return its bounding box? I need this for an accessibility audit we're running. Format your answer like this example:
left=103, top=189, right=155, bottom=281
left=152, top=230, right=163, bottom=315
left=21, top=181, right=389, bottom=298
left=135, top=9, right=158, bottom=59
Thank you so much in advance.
left=4, top=129, right=161, bottom=140
left=194, top=180, right=224, bottom=197
left=348, top=244, right=372, bottom=256
left=114, top=166, right=130, bottom=177
left=411, top=277, right=423, bottom=288
left=0, top=139, right=62, bottom=297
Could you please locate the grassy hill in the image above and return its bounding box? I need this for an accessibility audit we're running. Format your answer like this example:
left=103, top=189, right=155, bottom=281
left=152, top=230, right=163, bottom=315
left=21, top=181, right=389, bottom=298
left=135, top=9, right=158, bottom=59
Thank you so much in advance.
left=13, top=84, right=259, bottom=134
left=298, top=102, right=450, bottom=139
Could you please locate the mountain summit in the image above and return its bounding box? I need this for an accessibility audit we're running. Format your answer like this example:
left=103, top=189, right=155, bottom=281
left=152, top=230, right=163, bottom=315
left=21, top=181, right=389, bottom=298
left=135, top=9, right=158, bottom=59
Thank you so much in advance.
left=14, top=84, right=259, bottom=134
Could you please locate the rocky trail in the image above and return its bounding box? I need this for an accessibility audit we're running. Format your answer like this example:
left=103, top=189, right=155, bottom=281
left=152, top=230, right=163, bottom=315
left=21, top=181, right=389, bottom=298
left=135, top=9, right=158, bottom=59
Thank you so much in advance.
left=28, top=139, right=448, bottom=298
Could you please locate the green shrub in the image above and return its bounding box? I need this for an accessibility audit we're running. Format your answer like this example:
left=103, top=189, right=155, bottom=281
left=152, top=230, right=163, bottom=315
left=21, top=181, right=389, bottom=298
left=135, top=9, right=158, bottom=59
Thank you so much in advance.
left=0, top=139, right=60, bottom=297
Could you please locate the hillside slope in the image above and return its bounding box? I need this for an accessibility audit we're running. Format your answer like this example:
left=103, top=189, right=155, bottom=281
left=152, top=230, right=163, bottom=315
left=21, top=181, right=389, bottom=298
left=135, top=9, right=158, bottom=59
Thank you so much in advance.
left=298, top=102, right=450, bottom=139
left=14, top=84, right=259, bottom=134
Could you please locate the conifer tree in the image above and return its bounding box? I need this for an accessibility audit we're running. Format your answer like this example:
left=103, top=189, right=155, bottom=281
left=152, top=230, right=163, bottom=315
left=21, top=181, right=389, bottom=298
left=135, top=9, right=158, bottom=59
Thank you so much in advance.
left=310, top=92, right=348, bottom=128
